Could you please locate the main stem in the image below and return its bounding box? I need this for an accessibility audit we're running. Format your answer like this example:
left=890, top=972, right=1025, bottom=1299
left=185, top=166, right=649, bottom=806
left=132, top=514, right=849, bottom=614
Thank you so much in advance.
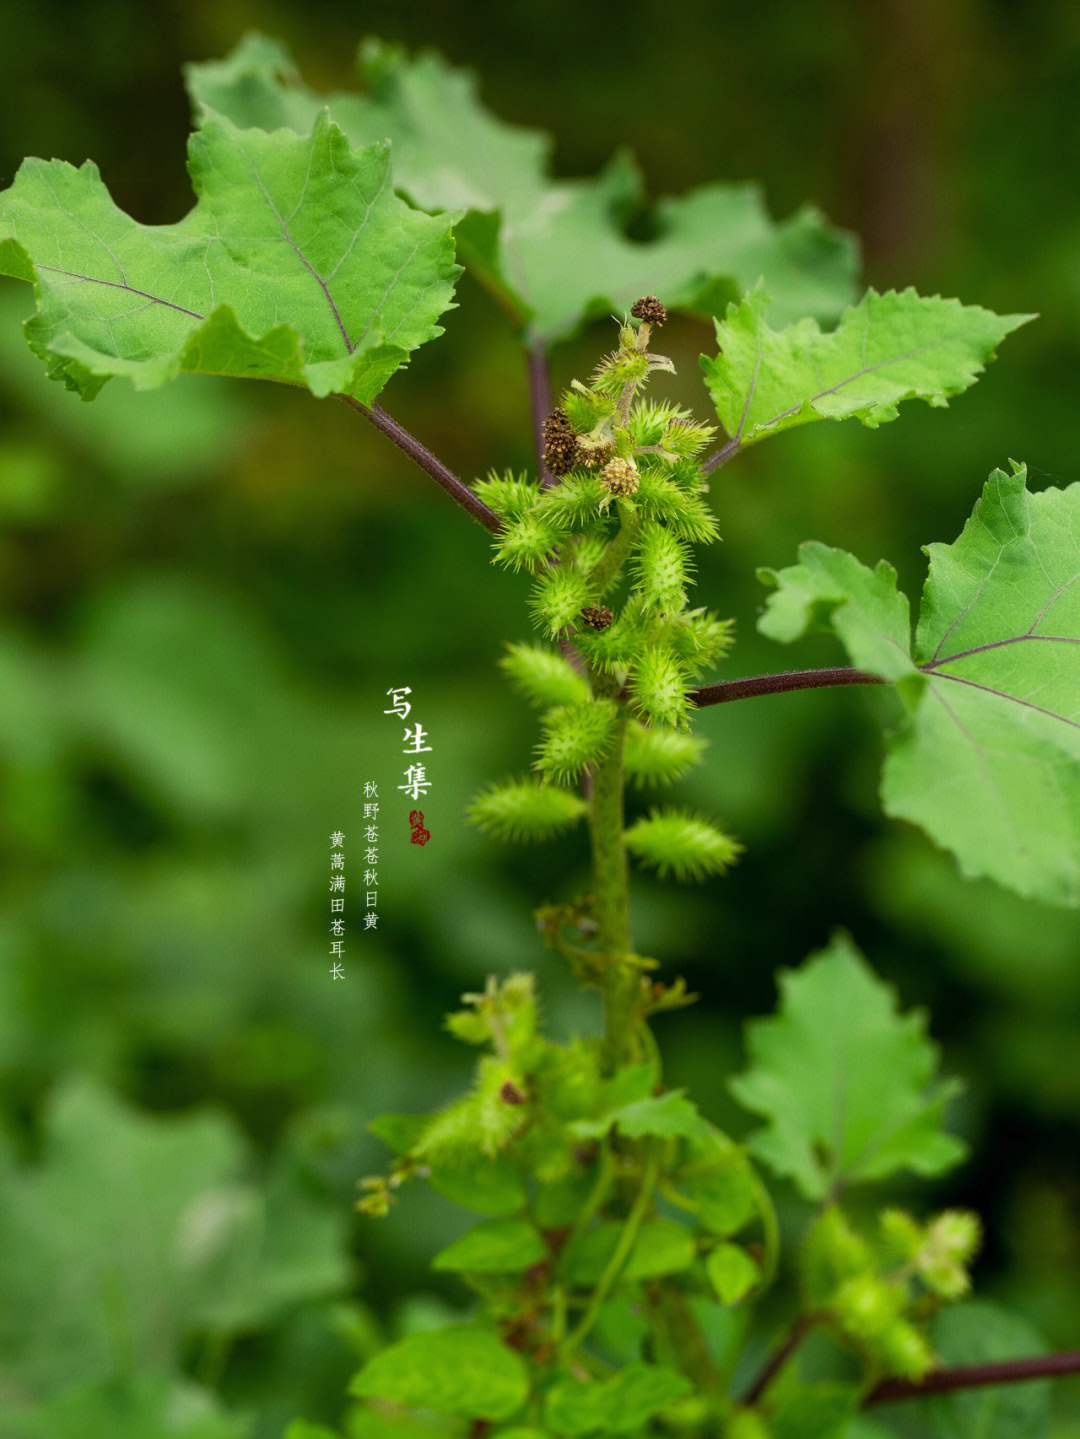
left=588, top=707, right=639, bottom=1073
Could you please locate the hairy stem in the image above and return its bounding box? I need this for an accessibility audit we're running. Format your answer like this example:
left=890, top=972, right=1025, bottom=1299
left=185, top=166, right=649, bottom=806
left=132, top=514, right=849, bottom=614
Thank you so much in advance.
left=701, top=435, right=742, bottom=475
left=340, top=396, right=501, bottom=534
left=864, top=1350, right=1080, bottom=1407
left=527, top=343, right=556, bottom=488
left=689, top=667, right=886, bottom=707
left=587, top=707, right=637, bottom=1072
left=587, top=500, right=643, bottom=599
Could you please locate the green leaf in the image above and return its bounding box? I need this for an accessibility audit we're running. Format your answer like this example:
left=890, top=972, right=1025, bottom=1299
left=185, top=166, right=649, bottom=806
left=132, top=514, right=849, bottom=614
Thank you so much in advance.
left=0, top=109, right=458, bottom=401
left=0, top=1078, right=348, bottom=1398
left=882, top=463, right=1080, bottom=906
left=669, top=1127, right=759, bottom=1238
left=701, top=286, right=1032, bottom=447
left=186, top=35, right=858, bottom=345
left=542, top=1361, right=692, bottom=1436
left=920, top=1301, right=1049, bottom=1439
left=432, top=1218, right=547, bottom=1274
left=350, top=1327, right=529, bottom=1420
left=4, top=1374, right=254, bottom=1439
left=605, top=1090, right=713, bottom=1141
left=769, top=1385, right=861, bottom=1439
left=426, top=1152, right=528, bottom=1217
left=705, top=1243, right=759, bottom=1304
left=561, top=1219, right=696, bottom=1284
left=729, top=934, right=966, bottom=1200
left=757, top=542, right=918, bottom=685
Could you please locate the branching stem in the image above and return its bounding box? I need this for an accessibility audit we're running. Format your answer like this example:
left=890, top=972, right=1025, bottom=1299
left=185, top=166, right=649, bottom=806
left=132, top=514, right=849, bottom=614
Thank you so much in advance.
left=741, top=1312, right=820, bottom=1405
left=526, top=343, right=556, bottom=487
left=560, top=1143, right=661, bottom=1357
left=865, top=1350, right=1080, bottom=1407
left=340, top=395, right=501, bottom=533
left=690, top=667, right=886, bottom=707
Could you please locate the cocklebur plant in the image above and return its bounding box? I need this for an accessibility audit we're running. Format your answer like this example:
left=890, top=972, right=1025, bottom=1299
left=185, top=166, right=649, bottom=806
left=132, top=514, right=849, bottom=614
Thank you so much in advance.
left=1, top=31, right=1079, bottom=1439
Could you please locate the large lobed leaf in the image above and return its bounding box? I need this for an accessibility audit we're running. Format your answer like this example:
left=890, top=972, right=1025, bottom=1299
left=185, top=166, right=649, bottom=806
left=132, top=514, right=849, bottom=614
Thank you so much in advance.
left=0, top=108, right=459, bottom=402
left=702, top=285, right=1032, bottom=446
left=0, top=1078, right=348, bottom=1409
left=885, top=461, right=1080, bottom=906
left=757, top=463, right=1080, bottom=906
left=729, top=933, right=965, bottom=1200
left=185, top=33, right=859, bottom=344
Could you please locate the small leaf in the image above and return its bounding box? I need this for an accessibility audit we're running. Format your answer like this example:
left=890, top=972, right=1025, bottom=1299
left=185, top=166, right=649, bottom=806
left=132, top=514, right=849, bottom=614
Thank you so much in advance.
left=705, top=1243, right=759, bottom=1304
left=670, top=1127, right=759, bottom=1238
left=757, top=542, right=917, bottom=684
left=432, top=1218, right=547, bottom=1274
left=882, top=463, right=1080, bottom=906
left=729, top=933, right=965, bottom=1200
left=702, top=286, right=1032, bottom=447
left=542, top=1361, right=692, bottom=1436
left=606, top=1090, right=713, bottom=1141
left=426, top=1153, right=527, bottom=1217
left=562, top=1219, right=697, bottom=1285
left=350, top=1327, right=529, bottom=1420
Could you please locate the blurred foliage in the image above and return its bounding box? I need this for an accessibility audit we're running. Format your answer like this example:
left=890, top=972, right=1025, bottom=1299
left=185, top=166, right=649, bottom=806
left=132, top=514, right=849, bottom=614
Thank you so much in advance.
left=2, top=0, right=1080, bottom=1433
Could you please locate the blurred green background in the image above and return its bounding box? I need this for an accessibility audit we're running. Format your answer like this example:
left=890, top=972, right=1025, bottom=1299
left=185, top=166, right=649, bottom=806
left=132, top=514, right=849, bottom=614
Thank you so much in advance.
left=2, top=1, right=1080, bottom=1434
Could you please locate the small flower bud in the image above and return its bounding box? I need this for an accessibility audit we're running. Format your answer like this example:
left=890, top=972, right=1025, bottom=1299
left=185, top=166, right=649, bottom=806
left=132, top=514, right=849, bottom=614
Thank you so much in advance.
left=600, top=456, right=639, bottom=497
left=631, top=295, right=667, bottom=326
left=542, top=407, right=579, bottom=476
left=581, top=604, right=613, bottom=630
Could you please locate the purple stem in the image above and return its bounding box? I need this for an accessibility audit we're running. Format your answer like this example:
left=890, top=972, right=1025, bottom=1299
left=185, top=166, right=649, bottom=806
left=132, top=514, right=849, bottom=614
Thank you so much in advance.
left=339, top=396, right=501, bottom=534
left=866, top=1350, right=1080, bottom=1407
left=527, top=343, right=556, bottom=488
left=701, top=434, right=742, bottom=475
left=689, top=667, right=886, bottom=707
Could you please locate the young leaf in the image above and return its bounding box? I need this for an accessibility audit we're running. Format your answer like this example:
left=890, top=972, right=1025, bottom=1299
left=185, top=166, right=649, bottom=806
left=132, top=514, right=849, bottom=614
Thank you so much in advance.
left=729, top=934, right=965, bottom=1200
left=757, top=541, right=918, bottom=685
left=882, top=463, right=1080, bottom=906
left=431, top=1218, right=547, bottom=1274
left=701, top=286, right=1032, bottom=448
left=561, top=1219, right=697, bottom=1284
left=572, top=1089, right=712, bottom=1142
left=186, top=35, right=859, bottom=345
left=0, top=110, right=458, bottom=402
left=542, top=1361, right=692, bottom=1437
left=350, top=1327, right=530, bottom=1420
left=705, top=1243, right=759, bottom=1304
